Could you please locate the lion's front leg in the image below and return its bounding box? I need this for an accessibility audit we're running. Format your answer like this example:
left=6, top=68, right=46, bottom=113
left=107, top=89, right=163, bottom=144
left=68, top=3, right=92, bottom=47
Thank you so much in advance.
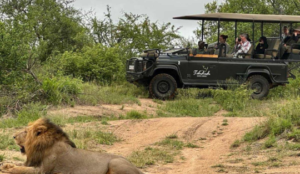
left=1, top=163, right=40, bottom=174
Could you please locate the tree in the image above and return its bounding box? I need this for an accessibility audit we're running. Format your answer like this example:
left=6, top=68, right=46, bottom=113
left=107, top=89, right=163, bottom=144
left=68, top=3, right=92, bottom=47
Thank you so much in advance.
left=90, top=6, right=181, bottom=59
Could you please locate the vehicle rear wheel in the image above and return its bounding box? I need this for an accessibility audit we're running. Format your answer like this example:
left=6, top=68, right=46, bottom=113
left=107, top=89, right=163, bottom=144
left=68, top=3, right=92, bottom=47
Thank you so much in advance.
left=149, top=74, right=177, bottom=100
left=247, top=75, right=270, bottom=99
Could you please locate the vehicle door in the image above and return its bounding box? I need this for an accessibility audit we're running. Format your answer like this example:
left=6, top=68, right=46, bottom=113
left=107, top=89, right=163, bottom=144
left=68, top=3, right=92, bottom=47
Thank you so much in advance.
left=186, top=55, right=219, bottom=85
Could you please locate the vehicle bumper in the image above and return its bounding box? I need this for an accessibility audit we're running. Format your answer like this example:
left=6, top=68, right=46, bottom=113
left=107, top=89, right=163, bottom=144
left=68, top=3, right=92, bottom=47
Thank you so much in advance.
left=126, top=72, right=144, bottom=83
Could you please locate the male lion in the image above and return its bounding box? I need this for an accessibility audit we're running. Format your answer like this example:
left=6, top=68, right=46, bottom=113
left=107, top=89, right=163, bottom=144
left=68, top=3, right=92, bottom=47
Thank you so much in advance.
left=1, top=118, right=143, bottom=174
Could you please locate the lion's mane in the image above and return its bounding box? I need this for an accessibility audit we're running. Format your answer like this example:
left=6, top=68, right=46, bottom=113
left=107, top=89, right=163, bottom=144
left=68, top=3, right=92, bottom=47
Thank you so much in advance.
left=24, top=118, right=76, bottom=167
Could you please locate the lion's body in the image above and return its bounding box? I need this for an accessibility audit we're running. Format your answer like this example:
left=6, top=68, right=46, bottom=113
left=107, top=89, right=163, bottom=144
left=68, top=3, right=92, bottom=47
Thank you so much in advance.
left=1, top=118, right=143, bottom=174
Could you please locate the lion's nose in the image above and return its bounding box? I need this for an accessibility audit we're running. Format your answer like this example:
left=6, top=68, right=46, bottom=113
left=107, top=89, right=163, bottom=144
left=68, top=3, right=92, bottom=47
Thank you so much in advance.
left=13, top=136, right=16, bottom=139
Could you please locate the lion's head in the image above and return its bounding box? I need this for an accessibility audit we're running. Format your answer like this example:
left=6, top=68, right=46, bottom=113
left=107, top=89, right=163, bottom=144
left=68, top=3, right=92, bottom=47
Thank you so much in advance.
left=13, top=131, right=26, bottom=154
left=23, top=118, right=76, bottom=167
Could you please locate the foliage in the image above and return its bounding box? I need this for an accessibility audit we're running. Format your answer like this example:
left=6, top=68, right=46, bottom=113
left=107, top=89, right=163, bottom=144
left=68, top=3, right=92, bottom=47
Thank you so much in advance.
left=160, top=98, right=220, bottom=117
left=128, top=147, right=175, bottom=168
left=91, top=6, right=181, bottom=58
left=126, top=110, right=147, bottom=119
left=77, top=82, right=145, bottom=105
left=42, top=76, right=82, bottom=105
left=0, top=103, right=46, bottom=128
left=60, top=44, right=123, bottom=82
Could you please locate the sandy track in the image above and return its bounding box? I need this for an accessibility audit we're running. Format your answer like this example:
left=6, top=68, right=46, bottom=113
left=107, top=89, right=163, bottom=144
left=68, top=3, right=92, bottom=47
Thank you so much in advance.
left=102, top=117, right=264, bottom=174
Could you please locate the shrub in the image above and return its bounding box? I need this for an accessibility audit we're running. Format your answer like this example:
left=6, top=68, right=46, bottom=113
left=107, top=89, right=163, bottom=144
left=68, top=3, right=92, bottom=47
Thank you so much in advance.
left=42, top=76, right=82, bottom=105
left=60, top=44, right=123, bottom=83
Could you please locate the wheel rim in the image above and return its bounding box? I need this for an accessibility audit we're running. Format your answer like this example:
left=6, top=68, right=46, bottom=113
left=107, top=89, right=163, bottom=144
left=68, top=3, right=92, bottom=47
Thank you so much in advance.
left=252, top=82, right=263, bottom=94
left=157, top=81, right=170, bottom=94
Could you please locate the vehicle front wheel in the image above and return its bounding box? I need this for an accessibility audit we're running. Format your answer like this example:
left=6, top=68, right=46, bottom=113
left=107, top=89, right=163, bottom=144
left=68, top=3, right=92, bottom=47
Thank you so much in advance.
left=149, top=74, right=177, bottom=100
left=247, top=75, right=270, bottom=99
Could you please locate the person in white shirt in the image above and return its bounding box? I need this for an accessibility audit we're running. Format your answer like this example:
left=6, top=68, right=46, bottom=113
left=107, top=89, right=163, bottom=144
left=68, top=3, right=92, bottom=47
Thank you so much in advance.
left=233, top=33, right=252, bottom=58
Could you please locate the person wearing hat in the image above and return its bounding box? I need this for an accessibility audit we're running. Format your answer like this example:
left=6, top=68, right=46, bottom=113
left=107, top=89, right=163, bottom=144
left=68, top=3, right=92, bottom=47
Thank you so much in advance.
left=280, top=28, right=300, bottom=58
left=283, top=28, right=300, bottom=45
left=196, top=41, right=207, bottom=54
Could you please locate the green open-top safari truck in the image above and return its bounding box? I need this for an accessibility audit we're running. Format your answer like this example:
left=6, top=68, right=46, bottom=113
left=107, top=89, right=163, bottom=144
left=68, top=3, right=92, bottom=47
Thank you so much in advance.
left=126, top=13, right=300, bottom=99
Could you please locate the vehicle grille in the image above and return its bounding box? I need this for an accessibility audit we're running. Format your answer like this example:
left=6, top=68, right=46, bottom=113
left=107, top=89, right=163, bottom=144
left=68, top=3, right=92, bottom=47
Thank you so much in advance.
left=127, top=58, right=154, bottom=73
left=127, top=58, right=143, bottom=73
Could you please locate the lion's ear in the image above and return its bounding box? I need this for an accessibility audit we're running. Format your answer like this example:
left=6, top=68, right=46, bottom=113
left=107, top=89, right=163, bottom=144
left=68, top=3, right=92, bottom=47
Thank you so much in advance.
left=35, top=126, right=47, bottom=136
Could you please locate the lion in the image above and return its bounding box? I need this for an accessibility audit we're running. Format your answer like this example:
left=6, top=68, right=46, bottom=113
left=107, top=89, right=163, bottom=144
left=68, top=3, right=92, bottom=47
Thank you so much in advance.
left=1, top=118, right=143, bottom=174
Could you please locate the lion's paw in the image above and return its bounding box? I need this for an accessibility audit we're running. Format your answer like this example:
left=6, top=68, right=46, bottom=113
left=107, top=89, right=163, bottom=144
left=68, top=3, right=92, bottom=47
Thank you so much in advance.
left=1, top=163, right=16, bottom=172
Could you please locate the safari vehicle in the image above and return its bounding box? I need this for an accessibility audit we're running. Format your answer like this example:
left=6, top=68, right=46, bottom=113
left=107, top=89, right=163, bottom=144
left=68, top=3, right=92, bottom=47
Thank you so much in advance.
left=126, top=13, right=300, bottom=99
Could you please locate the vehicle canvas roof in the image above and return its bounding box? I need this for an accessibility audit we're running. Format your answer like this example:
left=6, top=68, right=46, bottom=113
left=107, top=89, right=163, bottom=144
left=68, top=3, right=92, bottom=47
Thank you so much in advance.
left=173, top=13, right=300, bottom=23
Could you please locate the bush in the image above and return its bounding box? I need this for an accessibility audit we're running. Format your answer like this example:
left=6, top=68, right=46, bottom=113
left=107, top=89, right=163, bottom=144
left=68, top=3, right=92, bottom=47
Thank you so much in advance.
left=60, top=44, right=123, bottom=83
left=42, top=76, right=82, bottom=105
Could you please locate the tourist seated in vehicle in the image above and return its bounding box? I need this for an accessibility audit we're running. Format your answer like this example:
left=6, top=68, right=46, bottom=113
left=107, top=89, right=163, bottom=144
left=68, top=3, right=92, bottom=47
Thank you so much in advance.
left=282, top=26, right=289, bottom=40
left=196, top=41, right=207, bottom=54
left=255, top=36, right=268, bottom=54
left=283, top=28, right=299, bottom=46
left=280, top=28, right=300, bottom=58
left=233, top=33, right=252, bottom=58
left=214, top=35, right=231, bottom=55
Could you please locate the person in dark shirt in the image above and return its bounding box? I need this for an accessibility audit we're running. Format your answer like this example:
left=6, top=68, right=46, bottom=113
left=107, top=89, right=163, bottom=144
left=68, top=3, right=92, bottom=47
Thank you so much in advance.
left=255, top=36, right=268, bottom=54
left=283, top=28, right=299, bottom=46
left=196, top=41, right=206, bottom=54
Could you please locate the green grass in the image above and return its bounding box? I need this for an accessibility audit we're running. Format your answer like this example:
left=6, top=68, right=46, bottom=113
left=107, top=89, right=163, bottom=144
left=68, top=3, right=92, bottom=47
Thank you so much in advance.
left=128, top=147, right=175, bottom=168
left=78, top=83, right=145, bottom=105
left=251, top=161, right=267, bottom=166
left=51, top=115, right=101, bottom=126
left=13, top=156, right=24, bottom=162
left=288, top=129, right=300, bottom=142
left=231, top=140, right=241, bottom=148
left=0, top=103, right=46, bottom=128
left=0, top=134, right=19, bottom=150
left=159, top=98, right=220, bottom=117
left=67, top=129, right=120, bottom=149
left=185, top=143, right=199, bottom=148
left=211, top=164, right=225, bottom=168
left=166, top=134, right=178, bottom=139
left=126, top=110, right=147, bottom=119
left=264, top=135, right=276, bottom=148
left=156, top=139, right=185, bottom=150
left=0, top=154, right=4, bottom=162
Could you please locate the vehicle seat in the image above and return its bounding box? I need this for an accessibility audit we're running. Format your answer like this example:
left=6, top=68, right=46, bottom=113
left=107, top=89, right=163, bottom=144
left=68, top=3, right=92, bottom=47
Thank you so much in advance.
left=254, top=38, right=280, bottom=59
left=287, top=39, right=300, bottom=54
left=225, top=43, right=253, bottom=58
left=245, top=44, right=254, bottom=59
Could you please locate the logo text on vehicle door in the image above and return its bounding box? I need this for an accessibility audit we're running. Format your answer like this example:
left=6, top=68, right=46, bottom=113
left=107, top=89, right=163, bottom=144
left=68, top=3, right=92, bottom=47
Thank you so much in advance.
left=193, top=66, right=211, bottom=78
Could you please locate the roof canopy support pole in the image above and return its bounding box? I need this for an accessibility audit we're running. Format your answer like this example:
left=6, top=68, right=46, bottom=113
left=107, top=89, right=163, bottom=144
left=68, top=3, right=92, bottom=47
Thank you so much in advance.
left=261, top=22, right=264, bottom=36
left=252, top=21, right=255, bottom=56
left=201, top=19, right=204, bottom=41
left=279, top=21, right=282, bottom=59
left=218, top=18, right=220, bottom=44
left=235, top=21, right=237, bottom=39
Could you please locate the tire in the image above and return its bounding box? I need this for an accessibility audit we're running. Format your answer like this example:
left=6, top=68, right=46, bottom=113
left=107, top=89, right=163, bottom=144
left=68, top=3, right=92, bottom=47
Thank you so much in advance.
left=247, top=75, right=270, bottom=99
left=149, top=74, right=177, bottom=100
